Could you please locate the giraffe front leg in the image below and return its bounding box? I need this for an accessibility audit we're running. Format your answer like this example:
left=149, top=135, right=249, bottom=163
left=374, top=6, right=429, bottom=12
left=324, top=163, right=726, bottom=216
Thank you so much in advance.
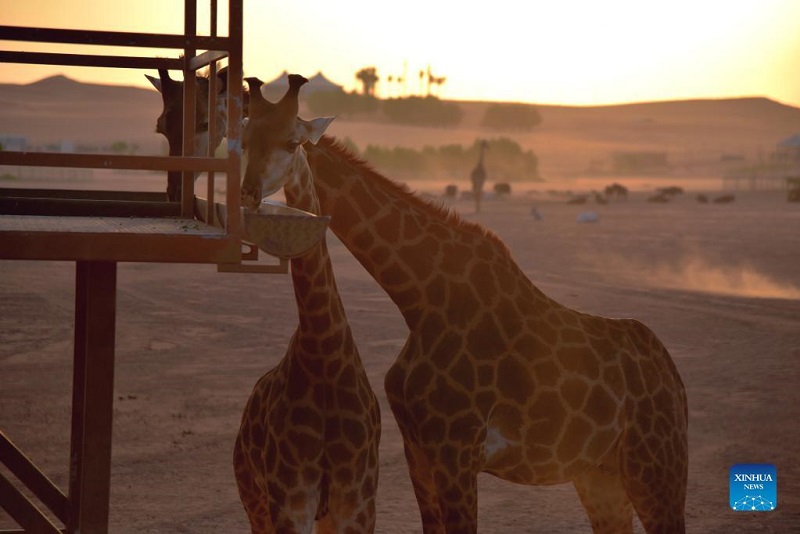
left=386, top=363, right=445, bottom=533
left=403, top=439, right=447, bottom=533
left=427, top=449, right=479, bottom=534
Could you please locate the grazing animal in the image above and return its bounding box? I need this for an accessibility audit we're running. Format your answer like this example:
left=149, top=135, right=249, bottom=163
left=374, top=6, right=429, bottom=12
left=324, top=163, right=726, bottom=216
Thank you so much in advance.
left=604, top=182, right=629, bottom=201
left=241, top=105, right=689, bottom=533
left=234, top=75, right=380, bottom=533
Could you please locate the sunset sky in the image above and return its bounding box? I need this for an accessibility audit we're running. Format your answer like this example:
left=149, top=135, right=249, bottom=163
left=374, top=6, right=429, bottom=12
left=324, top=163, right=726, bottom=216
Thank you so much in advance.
left=2, top=0, right=799, bottom=107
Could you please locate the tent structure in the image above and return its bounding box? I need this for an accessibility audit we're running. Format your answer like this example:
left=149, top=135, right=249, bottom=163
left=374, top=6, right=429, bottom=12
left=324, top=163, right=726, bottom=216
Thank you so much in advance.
left=261, top=70, right=344, bottom=99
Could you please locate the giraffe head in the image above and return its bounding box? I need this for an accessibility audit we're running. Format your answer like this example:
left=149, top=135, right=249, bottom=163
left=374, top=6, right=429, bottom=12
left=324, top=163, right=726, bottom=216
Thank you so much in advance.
left=146, top=68, right=229, bottom=200
left=240, top=74, right=334, bottom=210
left=146, top=67, right=229, bottom=157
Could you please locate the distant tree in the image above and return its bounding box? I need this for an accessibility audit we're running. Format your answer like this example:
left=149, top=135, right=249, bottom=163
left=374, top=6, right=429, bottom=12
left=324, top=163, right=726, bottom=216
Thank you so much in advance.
left=307, top=89, right=379, bottom=117
left=355, top=67, right=379, bottom=96
left=382, top=96, right=463, bottom=127
left=476, top=138, right=540, bottom=181
left=357, top=138, right=540, bottom=182
left=481, top=103, right=542, bottom=131
left=363, top=145, right=426, bottom=173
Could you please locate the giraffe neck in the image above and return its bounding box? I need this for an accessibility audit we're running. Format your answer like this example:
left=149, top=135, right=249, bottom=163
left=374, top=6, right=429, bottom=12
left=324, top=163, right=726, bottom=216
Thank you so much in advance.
left=283, top=151, right=353, bottom=360
left=305, top=137, right=548, bottom=329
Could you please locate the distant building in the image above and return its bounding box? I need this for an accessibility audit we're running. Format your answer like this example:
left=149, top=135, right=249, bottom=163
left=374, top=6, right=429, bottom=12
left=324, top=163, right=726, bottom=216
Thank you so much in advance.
left=776, top=133, right=800, bottom=163
left=261, top=71, right=344, bottom=100
left=0, top=135, right=28, bottom=152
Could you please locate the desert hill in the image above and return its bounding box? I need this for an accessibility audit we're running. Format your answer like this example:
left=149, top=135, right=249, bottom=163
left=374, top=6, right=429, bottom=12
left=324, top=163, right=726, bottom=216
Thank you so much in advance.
left=2, top=75, right=800, bottom=183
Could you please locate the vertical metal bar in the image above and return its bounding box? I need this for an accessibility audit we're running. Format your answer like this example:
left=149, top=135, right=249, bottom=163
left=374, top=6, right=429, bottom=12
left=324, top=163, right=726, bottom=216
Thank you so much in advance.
left=210, top=0, right=218, bottom=35
left=205, top=0, right=218, bottom=224
left=68, top=261, right=117, bottom=534
left=226, top=0, right=243, bottom=238
left=182, top=0, right=198, bottom=218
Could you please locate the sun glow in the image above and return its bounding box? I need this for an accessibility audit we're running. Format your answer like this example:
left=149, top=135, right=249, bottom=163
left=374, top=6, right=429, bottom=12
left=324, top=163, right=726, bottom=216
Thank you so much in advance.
left=1, top=0, right=799, bottom=107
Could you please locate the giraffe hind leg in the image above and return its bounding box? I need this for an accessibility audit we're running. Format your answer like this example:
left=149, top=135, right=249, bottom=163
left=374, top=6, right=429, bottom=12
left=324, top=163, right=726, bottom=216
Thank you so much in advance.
left=573, top=462, right=634, bottom=534
left=621, top=444, right=687, bottom=534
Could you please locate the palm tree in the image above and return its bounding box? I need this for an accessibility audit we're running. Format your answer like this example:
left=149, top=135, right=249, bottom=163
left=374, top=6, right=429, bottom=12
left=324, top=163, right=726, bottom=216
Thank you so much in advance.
left=355, top=67, right=379, bottom=96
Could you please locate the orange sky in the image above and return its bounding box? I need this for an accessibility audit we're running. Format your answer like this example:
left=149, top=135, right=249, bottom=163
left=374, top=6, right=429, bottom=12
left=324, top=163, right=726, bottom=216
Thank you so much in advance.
left=2, top=0, right=800, bottom=107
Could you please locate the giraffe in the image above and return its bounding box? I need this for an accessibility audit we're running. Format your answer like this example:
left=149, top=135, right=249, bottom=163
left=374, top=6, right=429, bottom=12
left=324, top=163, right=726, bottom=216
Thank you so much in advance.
left=234, top=75, right=381, bottom=533
left=470, top=139, right=489, bottom=213
left=146, top=67, right=229, bottom=201
left=242, top=113, right=689, bottom=532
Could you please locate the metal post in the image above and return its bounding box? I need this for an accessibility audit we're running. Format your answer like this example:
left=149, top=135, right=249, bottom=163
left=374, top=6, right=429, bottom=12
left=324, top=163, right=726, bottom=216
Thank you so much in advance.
left=67, top=261, right=117, bottom=534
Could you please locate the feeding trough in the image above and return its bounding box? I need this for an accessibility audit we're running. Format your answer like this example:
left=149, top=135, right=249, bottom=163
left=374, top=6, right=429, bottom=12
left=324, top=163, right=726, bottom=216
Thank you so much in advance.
left=194, top=197, right=330, bottom=259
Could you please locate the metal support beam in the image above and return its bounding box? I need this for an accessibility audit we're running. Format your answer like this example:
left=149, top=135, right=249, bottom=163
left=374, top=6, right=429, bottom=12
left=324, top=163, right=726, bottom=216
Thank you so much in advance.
left=67, top=262, right=117, bottom=534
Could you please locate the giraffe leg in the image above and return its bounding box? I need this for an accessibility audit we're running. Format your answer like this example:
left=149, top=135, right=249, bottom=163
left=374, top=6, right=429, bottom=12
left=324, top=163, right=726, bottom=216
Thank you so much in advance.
left=315, top=490, right=377, bottom=534
left=427, top=448, right=479, bottom=534
left=620, top=435, right=688, bottom=534
left=403, top=439, right=448, bottom=533
left=233, top=436, right=273, bottom=533
left=573, top=461, right=634, bottom=534
left=385, top=362, right=446, bottom=533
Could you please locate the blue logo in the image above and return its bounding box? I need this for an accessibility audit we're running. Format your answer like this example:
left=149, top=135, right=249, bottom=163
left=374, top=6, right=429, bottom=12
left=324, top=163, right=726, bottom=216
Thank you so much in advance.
left=729, top=464, right=777, bottom=511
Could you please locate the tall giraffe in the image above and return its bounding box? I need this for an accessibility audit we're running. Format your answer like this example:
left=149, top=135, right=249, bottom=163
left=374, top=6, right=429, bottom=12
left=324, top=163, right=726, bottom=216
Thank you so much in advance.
left=146, top=68, right=229, bottom=201
left=470, top=139, right=489, bottom=213
left=234, top=75, right=381, bottom=533
left=242, top=120, right=689, bottom=532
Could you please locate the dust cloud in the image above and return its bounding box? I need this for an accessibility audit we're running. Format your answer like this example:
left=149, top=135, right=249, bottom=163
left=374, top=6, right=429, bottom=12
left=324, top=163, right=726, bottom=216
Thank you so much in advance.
left=645, top=257, right=800, bottom=300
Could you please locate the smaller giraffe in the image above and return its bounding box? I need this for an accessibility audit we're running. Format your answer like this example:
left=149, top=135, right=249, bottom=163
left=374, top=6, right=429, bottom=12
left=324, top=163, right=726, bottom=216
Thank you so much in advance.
left=146, top=68, right=229, bottom=201
left=470, top=139, right=489, bottom=213
left=234, top=75, right=381, bottom=533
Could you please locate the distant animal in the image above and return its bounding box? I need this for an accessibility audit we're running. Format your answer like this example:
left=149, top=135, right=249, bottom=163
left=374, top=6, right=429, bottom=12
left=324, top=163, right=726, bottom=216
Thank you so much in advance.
left=604, top=182, right=629, bottom=200
left=494, top=182, right=512, bottom=196
left=713, top=194, right=736, bottom=204
left=566, top=195, right=588, bottom=205
left=647, top=192, right=670, bottom=203
left=443, top=184, right=458, bottom=198
left=657, top=186, right=684, bottom=197
left=470, top=139, right=490, bottom=212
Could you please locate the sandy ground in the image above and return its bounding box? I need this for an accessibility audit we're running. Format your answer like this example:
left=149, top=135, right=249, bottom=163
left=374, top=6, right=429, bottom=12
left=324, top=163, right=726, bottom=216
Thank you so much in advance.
left=1, top=181, right=799, bottom=532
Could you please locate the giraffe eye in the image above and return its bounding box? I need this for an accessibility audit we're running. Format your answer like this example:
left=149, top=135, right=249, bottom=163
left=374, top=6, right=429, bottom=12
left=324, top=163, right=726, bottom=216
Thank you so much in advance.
left=286, top=140, right=300, bottom=152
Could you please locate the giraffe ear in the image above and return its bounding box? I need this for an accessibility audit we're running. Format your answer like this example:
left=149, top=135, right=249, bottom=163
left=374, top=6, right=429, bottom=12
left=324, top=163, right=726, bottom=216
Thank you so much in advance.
left=145, top=74, right=162, bottom=93
left=297, top=117, right=335, bottom=145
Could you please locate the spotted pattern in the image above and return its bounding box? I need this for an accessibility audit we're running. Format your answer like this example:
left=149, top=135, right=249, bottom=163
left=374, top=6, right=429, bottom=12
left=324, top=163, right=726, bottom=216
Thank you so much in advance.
left=298, top=138, right=689, bottom=534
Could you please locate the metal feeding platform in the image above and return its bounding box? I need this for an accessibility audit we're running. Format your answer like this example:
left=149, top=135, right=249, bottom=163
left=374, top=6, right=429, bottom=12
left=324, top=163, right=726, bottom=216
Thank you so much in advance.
left=0, top=1, right=328, bottom=532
